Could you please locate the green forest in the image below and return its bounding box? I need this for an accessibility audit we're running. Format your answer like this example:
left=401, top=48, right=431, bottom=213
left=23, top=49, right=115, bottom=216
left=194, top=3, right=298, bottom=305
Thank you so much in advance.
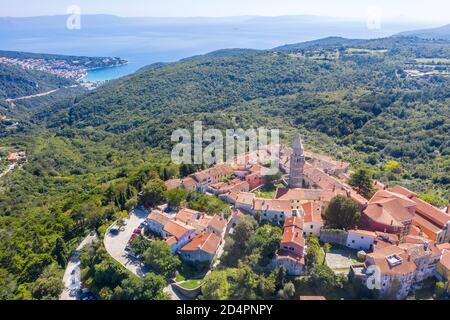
left=0, top=35, right=449, bottom=299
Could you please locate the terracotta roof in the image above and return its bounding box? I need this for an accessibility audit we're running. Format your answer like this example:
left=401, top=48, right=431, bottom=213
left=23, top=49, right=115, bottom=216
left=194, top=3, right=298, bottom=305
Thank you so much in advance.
left=409, top=224, right=427, bottom=238
left=302, top=202, right=323, bottom=224
left=375, top=231, right=399, bottom=243
left=180, top=233, right=221, bottom=255
left=165, top=179, right=182, bottom=190
left=388, top=186, right=450, bottom=228
left=232, top=208, right=246, bottom=219
left=412, top=214, right=441, bottom=239
left=437, top=243, right=450, bottom=252
left=364, top=191, right=415, bottom=228
left=366, top=245, right=417, bottom=276
left=175, top=208, right=203, bottom=224
left=165, top=236, right=178, bottom=246
left=208, top=215, right=228, bottom=234
left=281, top=217, right=305, bottom=247
left=440, top=250, right=450, bottom=271
left=389, top=185, right=417, bottom=198
left=285, top=216, right=304, bottom=230
left=209, top=179, right=249, bottom=194
left=164, top=220, right=194, bottom=240
left=275, top=188, right=322, bottom=201
left=370, top=190, right=416, bottom=209
left=191, top=164, right=233, bottom=183
left=412, top=197, right=450, bottom=228
left=404, top=235, right=430, bottom=245
left=7, top=153, right=19, bottom=162
left=254, top=199, right=293, bottom=213
left=182, top=177, right=197, bottom=189
left=235, top=192, right=255, bottom=206
left=148, top=210, right=171, bottom=227
left=275, top=250, right=305, bottom=263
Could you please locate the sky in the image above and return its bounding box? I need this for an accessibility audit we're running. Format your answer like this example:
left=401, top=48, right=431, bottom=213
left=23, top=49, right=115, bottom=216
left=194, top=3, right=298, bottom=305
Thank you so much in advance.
left=0, top=0, right=449, bottom=23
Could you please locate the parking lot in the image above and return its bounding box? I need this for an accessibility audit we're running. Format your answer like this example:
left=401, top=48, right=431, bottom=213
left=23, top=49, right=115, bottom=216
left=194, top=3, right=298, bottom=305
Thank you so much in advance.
left=104, top=205, right=150, bottom=276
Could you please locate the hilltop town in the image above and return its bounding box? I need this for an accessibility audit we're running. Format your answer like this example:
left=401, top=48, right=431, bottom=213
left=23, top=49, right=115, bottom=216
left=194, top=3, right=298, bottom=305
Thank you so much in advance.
left=121, top=133, right=450, bottom=300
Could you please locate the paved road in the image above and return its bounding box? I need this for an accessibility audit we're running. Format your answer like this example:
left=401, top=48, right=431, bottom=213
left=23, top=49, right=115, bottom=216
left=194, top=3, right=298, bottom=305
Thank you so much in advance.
left=60, top=232, right=98, bottom=300
left=103, top=206, right=190, bottom=300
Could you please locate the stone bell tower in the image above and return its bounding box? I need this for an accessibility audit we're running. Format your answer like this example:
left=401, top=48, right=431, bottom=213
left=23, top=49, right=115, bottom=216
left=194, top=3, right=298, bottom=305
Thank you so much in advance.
left=289, top=133, right=305, bottom=189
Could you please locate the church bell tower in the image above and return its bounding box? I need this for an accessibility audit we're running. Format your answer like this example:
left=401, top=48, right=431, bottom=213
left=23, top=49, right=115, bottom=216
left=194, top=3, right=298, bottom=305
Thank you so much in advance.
left=289, top=133, right=305, bottom=189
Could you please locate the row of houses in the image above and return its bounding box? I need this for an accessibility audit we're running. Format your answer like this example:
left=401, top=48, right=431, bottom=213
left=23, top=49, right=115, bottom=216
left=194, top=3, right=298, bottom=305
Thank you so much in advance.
left=146, top=208, right=228, bottom=265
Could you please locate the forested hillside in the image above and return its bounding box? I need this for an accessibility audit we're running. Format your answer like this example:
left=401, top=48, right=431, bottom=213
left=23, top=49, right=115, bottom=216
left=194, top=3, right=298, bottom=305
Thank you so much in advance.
left=0, top=63, right=74, bottom=99
left=0, top=35, right=449, bottom=299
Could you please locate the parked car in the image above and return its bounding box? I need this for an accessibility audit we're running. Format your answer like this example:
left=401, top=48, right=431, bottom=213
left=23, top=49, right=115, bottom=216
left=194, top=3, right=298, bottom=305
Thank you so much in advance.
left=80, top=292, right=95, bottom=301
left=138, top=222, right=147, bottom=229
left=133, top=228, right=143, bottom=234
left=109, top=228, right=119, bottom=235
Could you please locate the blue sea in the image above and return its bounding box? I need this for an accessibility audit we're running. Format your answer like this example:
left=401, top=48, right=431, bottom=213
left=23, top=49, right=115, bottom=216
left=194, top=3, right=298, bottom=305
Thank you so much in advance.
left=0, top=15, right=435, bottom=81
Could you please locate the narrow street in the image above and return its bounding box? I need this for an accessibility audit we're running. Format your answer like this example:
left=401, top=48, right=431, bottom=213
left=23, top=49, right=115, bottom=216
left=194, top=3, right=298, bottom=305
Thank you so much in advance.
left=60, top=232, right=98, bottom=300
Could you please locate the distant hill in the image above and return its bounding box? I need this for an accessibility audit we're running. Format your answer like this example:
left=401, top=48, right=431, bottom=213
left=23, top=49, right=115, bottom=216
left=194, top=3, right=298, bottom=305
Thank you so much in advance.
left=398, top=24, right=450, bottom=40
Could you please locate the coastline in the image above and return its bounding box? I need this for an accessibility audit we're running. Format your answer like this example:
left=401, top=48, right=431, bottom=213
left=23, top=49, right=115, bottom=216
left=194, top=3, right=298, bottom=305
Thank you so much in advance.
left=80, top=60, right=129, bottom=82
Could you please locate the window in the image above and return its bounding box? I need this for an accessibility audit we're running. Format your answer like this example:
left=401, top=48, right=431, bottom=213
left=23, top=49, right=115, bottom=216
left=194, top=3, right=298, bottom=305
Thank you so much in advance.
left=352, top=240, right=355, bottom=244
left=310, top=225, right=314, bottom=229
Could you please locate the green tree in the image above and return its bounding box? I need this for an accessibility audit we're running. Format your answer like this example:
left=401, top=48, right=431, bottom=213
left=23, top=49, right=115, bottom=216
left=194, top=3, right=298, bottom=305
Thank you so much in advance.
left=323, top=195, right=360, bottom=230
left=166, top=188, right=187, bottom=209
left=141, top=178, right=167, bottom=207
left=323, top=243, right=332, bottom=265
left=349, top=169, right=374, bottom=198
left=52, top=237, right=68, bottom=268
left=201, top=270, right=231, bottom=300
left=114, top=273, right=168, bottom=300
left=143, top=240, right=181, bottom=278
left=93, top=260, right=126, bottom=290
left=247, top=224, right=282, bottom=267
left=0, top=269, right=17, bottom=300
left=435, top=281, right=445, bottom=298
left=31, top=264, right=64, bottom=300
left=305, top=236, right=324, bottom=270
left=221, top=215, right=257, bottom=267
left=277, top=282, right=295, bottom=300
left=309, top=264, right=343, bottom=295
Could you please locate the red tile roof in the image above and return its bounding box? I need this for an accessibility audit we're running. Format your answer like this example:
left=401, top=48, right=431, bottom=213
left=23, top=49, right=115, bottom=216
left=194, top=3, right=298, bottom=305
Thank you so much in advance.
left=148, top=210, right=171, bottom=227
left=302, top=202, right=323, bottom=224
left=440, top=250, right=450, bottom=271
left=164, top=220, right=194, bottom=240
left=180, top=233, right=221, bottom=255
left=281, top=217, right=305, bottom=247
left=165, top=179, right=182, bottom=190
left=208, top=215, right=228, bottom=234
left=175, top=208, right=203, bottom=224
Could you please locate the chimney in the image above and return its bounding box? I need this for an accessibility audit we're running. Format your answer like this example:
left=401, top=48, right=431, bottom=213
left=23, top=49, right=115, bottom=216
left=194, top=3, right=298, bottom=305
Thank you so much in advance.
left=390, top=220, right=394, bottom=226
left=408, top=254, right=411, bottom=262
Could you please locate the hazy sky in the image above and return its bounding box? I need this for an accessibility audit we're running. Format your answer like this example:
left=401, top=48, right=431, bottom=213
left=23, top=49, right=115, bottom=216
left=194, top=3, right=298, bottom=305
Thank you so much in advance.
left=0, top=0, right=449, bottom=23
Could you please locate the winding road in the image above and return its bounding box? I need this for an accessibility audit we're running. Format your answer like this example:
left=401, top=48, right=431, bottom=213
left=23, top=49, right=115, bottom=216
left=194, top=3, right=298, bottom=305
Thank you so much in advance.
left=60, top=232, right=98, bottom=300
